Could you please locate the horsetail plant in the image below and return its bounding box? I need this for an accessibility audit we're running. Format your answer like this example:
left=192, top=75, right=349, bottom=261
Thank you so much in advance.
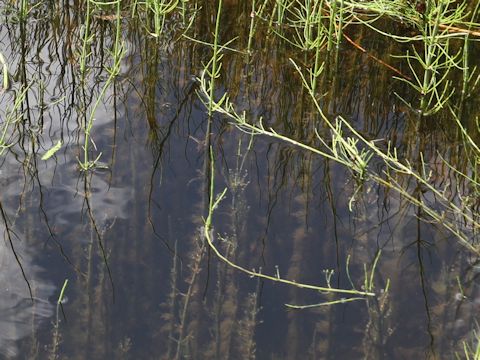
left=197, top=56, right=480, bottom=256
left=207, top=0, right=225, bottom=118
left=204, top=147, right=377, bottom=300
left=144, top=0, right=179, bottom=37
left=79, top=0, right=125, bottom=171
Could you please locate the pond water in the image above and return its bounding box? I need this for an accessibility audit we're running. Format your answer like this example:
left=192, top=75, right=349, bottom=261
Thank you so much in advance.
left=0, top=1, right=479, bottom=359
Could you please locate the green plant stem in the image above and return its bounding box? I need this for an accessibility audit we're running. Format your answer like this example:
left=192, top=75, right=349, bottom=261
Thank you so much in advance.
left=204, top=147, right=375, bottom=297
left=208, top=0, right=223, bottom=117
left=80, top=0, right=92, bottom=80
left=247, top=0, right=256, bottom=54
left=420, top=1, right=444, bottom=113
left=327, top=0, right=337, bottom=51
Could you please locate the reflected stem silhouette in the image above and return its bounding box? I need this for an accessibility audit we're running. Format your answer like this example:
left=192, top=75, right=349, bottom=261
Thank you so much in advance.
left=0, top=199, right=33, bottom=299
left=415, top=192, right=436, bottom=358
left=147, top=78, right=198, bottom=254
left=82, top=172, right=115, bottom=302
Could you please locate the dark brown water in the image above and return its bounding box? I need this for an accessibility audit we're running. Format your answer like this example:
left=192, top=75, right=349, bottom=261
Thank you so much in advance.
left=0, top=1, right=479, bottom=359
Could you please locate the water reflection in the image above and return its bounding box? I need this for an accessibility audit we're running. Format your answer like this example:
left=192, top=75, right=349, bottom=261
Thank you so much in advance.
left=0, top=216, right=54, bottom=358
left=0, top=0, right=478, bottom=358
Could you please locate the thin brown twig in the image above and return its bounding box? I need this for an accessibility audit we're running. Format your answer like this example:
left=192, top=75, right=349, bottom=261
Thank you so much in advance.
left=438, top=24, right=480, bottom=37
left=342, top=32, right=412, bottom=81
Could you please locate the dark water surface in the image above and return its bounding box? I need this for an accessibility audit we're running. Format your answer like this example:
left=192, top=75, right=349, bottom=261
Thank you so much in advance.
left=0, top=1, right=479, bottom=359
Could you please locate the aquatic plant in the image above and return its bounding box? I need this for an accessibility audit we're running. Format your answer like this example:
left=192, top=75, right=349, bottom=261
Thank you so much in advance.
left=204, top=144, right=377, bottom=298
left=197, top=54, right=480, bottom=254
left=1, top=0, right=480, bottom=358
left=459, top=328, right=480, bottom=360
left=50, top=279, right=69, bottom=359
left=78, top=0, right=125, bottom=171
left=134, top=0, right=179, bottom=37
left=0, top=85, right=29, bottom=155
